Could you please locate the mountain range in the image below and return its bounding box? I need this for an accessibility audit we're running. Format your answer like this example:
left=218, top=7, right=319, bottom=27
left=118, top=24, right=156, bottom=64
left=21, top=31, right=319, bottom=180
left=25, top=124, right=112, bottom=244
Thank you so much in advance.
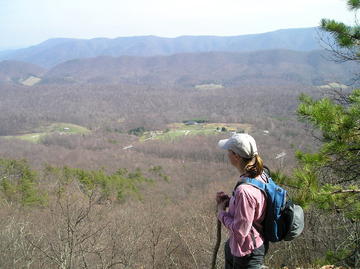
left=0, top=49, right=356, bottom=87
left=0, top=27, right=326, bottom=68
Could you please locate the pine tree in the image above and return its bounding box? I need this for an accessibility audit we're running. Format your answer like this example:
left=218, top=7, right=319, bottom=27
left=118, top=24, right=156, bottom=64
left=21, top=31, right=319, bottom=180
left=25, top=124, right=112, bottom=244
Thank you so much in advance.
left=320, top=1, right=360, bottom=62
left=289, top=1, right=360, bottom=266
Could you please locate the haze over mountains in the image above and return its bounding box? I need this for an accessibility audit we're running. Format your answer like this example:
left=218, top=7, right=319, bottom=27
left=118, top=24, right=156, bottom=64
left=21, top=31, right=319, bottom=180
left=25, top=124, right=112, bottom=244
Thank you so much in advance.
left=0, top=50, right=356, bottom=87
left=0, top=27, right=324, bottom=68
left=1, top=27, right=355, bottom=87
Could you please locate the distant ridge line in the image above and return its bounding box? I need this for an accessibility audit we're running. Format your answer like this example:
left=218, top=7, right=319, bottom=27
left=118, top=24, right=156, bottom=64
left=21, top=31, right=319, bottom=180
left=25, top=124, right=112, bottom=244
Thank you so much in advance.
left=0, top=27, right=328, bottom=68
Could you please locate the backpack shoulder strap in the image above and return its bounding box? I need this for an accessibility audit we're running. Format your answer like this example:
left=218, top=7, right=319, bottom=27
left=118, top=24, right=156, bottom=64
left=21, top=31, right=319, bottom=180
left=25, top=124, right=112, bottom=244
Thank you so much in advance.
left=233, top=177, right=267, bottom=197
left=242, top=177, right=266, bottom=192
left=263, top=165, right=271, bottom=178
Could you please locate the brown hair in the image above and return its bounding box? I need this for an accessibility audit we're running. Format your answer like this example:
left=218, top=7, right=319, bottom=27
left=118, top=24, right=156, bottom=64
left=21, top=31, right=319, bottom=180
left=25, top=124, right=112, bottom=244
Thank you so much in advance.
left=243, top=155, right=264, bottom=178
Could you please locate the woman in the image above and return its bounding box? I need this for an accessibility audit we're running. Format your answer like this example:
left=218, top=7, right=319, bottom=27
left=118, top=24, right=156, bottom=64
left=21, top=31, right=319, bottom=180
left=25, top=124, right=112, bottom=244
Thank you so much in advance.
left=216, top=133, right=268, bottom=269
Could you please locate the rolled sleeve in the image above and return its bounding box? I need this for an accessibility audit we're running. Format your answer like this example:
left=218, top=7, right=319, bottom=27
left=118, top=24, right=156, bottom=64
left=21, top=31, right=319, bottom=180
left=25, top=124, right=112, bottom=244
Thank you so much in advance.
left=217, top=210, right=232, bottom=225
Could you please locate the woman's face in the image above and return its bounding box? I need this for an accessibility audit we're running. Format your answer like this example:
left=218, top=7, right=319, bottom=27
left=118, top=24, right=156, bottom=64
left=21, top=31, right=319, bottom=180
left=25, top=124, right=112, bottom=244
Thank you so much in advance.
left=227, top=150, right=240, bottom=167
left=227, top=150, right=246, bottom=173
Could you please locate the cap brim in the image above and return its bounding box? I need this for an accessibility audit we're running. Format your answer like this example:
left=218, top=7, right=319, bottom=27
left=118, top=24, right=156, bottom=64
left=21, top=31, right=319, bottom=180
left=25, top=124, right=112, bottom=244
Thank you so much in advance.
left=218, top=139, right=230, bottom=150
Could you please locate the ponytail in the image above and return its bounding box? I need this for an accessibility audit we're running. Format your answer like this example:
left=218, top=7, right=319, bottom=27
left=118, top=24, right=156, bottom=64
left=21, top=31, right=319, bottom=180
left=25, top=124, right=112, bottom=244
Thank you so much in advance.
left=244, top=154, right=264, bottom=178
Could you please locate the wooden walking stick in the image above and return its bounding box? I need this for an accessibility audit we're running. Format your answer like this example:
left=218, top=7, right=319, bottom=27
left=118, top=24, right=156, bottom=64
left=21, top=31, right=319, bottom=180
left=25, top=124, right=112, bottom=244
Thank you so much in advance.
left=213, top=192, right=229, bottom=268
left=211, top=219, right=222, bottom=269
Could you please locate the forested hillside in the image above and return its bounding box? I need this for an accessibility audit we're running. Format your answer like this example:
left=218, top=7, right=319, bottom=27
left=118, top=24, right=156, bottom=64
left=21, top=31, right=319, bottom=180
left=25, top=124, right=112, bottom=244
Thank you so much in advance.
left=0, top=60, right=45, bottom=85
left=41, top=50, right=356, bottom=86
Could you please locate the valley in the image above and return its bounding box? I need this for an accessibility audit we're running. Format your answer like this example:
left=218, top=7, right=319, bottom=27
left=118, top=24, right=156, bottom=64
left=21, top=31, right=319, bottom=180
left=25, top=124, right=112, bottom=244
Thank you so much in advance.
left=0, top=27, right=356, bottom=268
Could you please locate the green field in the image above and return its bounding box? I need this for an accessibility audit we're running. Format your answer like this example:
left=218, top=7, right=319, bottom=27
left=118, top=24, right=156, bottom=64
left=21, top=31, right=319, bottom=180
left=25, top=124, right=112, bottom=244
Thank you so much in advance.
left=2, top=123, right=90, bottom=143
left=140, top=122, right=252, bottom=141
left=194, top=83, right=224, bottom=90
left=20, top=76, right=42, bottom=86
left=318, top=82, right=349, bottom=89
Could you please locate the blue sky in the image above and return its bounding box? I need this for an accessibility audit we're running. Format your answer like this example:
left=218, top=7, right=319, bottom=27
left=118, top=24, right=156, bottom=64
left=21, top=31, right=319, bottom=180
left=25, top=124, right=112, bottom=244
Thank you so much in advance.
left=0, top=0, right=354, bottom=50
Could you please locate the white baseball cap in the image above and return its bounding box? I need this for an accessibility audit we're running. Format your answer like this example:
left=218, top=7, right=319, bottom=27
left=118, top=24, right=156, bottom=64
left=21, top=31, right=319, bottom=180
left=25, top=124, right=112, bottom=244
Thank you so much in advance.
left=218, top=133, right=258, bottom=158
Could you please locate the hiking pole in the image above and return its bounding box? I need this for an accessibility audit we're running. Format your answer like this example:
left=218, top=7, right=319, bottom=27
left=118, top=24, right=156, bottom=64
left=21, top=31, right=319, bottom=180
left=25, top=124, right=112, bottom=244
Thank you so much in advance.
left=211, top=219, right=222, bottom=269
left=211, top=191, right=230, bottom=269
left=212, top=193, right=229, bottom=268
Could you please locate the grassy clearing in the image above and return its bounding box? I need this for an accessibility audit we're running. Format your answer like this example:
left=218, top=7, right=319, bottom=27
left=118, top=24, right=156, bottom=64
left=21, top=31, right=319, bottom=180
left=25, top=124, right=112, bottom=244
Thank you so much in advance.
left=42, top=123, right=90, bottom=134
left=20, top=76, right=42, bottom=86
left=2, top=123, right=90, bottom=143
left=318, top=82, right=348, bottom=89
left=140, top=122, right=252, bottom=141
left=194, top=83, right=224, bottom=90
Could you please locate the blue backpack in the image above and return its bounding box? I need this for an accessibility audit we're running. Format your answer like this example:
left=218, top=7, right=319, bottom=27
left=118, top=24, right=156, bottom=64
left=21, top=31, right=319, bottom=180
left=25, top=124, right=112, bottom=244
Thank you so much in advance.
left=234, top=175, right=304, bottom=242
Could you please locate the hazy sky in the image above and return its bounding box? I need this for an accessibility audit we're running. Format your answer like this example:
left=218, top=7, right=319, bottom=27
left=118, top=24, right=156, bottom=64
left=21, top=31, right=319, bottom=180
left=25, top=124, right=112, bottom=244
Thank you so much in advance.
left=0, top=0, right=355, bottom=50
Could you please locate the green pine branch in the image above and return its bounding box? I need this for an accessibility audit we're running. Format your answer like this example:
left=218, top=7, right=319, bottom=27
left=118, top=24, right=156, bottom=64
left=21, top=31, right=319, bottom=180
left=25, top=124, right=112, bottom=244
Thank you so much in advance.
left=347, top=0, right=360, bottom=10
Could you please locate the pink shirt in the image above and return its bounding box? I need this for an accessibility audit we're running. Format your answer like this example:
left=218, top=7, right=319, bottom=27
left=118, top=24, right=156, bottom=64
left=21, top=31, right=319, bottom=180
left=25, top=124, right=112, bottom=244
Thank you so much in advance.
left=217, top=174, right=267, bottom=257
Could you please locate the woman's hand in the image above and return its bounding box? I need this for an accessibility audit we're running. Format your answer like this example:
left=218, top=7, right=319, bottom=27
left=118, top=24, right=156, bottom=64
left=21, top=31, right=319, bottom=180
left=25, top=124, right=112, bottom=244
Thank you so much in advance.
left=216, top=192, right=230, bottom=212
left=216, top=191, right=230, bottom=203
left=217, top=199, right=229, bottom=212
